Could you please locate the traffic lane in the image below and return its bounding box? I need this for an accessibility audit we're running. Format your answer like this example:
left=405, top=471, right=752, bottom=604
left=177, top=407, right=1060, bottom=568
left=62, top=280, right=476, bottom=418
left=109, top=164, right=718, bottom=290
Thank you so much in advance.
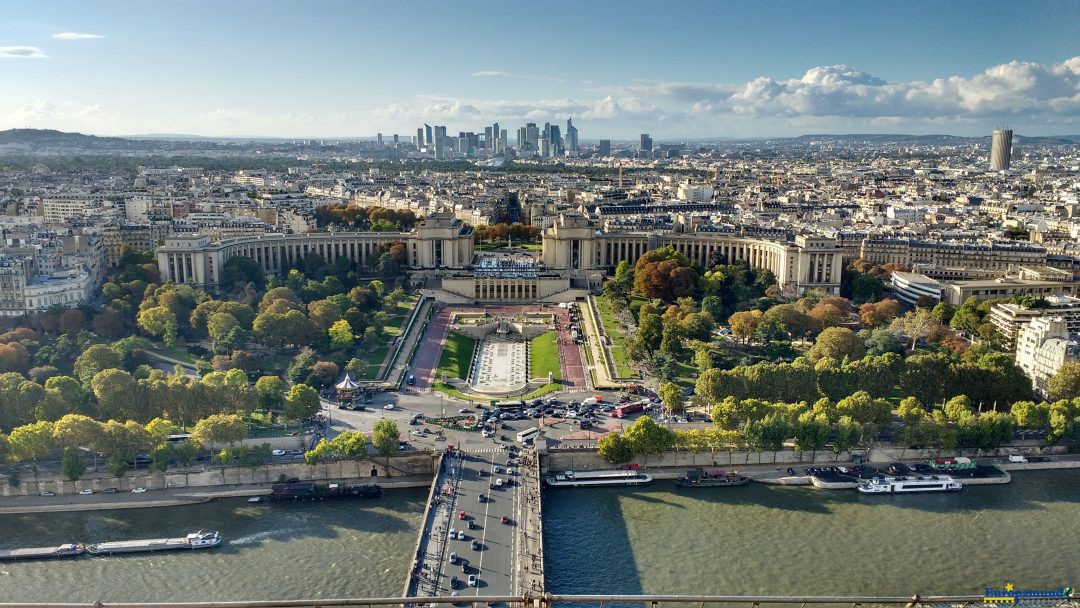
left=453, top=453, right=516, bottom=596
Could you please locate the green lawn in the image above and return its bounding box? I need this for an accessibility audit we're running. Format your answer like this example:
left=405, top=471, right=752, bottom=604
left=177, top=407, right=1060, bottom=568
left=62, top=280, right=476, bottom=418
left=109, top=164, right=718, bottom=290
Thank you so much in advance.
left=595, top=295, right=638, bottom=379
left=436, top=332, right=476, bottom=381
left=529, top=331, right=561, bottom=381
left=153, top=345, right=201, bottom=365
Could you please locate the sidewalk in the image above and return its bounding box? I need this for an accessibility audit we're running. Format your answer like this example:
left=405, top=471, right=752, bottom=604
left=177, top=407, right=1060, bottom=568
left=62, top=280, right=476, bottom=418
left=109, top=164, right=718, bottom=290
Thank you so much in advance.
left=515, top=448, right=545, bottom=596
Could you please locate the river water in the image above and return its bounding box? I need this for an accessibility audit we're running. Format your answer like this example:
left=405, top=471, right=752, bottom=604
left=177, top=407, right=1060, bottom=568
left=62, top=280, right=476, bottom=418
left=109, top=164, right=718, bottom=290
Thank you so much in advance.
left=543, top=469, right=1080, bottom=597
left=2, top=471, right=1078, bottom=602
left=0, top=488, right=428, bottom=602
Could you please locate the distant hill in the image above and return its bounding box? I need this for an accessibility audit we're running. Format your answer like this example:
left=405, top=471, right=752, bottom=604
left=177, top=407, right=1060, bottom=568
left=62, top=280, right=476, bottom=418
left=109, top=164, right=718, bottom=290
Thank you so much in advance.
left=0, top=128, right=152, bottom=150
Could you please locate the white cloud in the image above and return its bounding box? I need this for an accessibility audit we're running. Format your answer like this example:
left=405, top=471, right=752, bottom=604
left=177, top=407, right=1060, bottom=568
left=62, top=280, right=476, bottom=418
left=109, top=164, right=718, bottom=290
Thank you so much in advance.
left=52, top=32, right=104, bottom=40
left=0, top=46, right=47, bottom=59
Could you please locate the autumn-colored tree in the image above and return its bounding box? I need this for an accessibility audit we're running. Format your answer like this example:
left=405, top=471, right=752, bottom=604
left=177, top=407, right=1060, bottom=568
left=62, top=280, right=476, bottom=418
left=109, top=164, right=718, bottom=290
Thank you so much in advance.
left=728, top=310, right=762, bottom=343
left=859, top=299, right=900, bottom=328
left=633, top=247, right=698, bottom=302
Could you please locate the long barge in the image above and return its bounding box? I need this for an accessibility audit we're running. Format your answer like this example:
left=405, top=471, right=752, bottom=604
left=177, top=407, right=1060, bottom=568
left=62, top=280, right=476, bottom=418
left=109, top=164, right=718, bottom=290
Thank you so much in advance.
left=86, top=531, right=222, bottom=555
left=544, top=469, right=653, bottom=488
left=0, top=544, right=85, bottom=561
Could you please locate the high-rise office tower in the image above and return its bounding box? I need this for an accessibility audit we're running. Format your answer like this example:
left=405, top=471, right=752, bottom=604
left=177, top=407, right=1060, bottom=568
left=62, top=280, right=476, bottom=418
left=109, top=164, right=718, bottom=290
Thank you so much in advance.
left=517, top=126, right=528, bottom=149
left=484, top=126, right=494, bottom=151
left=990, top=128, right=1013, bottom=171
left=499, top=129, right=507, bottom=154
left=565, top=117, right=579, bottom=155
left=393, top=134, right=399, bottom=145
left=539, top=138, right=550, bottom=157
left=640, top=133, right=653, bottom=153
left=376, top=133, right=383, bottom=147
left=598, top=139, right=611, bottom=156
left=526, top=123, right=539, bottom=150
left=424, top=124, right=433, bottom=148
left=416, top=128, right=424, bottom=149
left=549, top=125, right=562, bottom=157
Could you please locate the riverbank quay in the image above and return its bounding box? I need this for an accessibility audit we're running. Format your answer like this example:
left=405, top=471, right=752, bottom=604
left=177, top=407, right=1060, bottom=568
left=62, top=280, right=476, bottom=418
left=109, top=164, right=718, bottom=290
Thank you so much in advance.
left=539, top=454, right=1080, bottom=491
left=0, top=475, right=433, bottom=515
left=402, top=452, right=447, bottom=597
left=404, top=450, right=464, bottom=599
left=0, top=451, right=438, bottom=498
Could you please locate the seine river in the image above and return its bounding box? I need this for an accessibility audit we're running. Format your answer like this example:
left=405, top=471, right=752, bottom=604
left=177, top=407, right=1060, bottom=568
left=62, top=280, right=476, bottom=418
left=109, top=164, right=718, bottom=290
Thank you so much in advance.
left=543, top=469, right=1080, bottom=598
left=3, top=471, right=1079, bottom=602
left=0, top=488, right=428, bottom=602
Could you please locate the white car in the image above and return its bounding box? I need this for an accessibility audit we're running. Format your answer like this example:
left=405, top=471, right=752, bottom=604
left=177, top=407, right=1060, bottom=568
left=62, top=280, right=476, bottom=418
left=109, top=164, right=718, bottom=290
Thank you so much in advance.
left=458, top=407, right=471, bottom=413
left=481, top=429, right=493, bottom=438
left=468, top=575, right=478, bottom=587
left=78, top=488, right=94, bottom=495
left=131, top=487, right=147, bottom=493
left=383, top=404, right=395, bottom=410
left=449, top=527, right=457, bottom=539
left=271, top=449, right=286, bottom=456
left=411, top=430, right=425, bottom=437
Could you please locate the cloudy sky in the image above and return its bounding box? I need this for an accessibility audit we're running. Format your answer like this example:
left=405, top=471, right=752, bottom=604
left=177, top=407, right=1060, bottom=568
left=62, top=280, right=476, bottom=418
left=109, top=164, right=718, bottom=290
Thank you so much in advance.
left=1, top=0, right=1078, bottom=139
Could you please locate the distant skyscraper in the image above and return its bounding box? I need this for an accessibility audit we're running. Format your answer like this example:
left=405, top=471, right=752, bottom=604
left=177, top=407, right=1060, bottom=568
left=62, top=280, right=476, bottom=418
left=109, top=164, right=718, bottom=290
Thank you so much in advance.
left=376, top=133, right=383, bottom=147
left=548, top=125, right=562, bottom=157
left=417, top=127, right=424, bottom=149
left=565, top=117, right=579, bottom=155
left=526, top=123, right=539, bottom=150
left=484, top=126, right=494, bottom=151
left=424, top=124, right=433, bottom=149
left=492, top=123, right=500, bottom=153
left=499, top=129, right=507, bottom=155
left=640, top=133, right=653, bottom=153
left=598, top=139, right=611, bottom=156
left=393, top=134, right=399, bottom=145
left=990, top=128, right=1013, bottom=171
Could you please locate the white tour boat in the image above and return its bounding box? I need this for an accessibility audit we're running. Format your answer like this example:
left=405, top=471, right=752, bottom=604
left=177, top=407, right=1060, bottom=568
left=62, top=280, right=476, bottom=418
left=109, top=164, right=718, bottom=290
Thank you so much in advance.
left=856, top=475, right=962, bottom=494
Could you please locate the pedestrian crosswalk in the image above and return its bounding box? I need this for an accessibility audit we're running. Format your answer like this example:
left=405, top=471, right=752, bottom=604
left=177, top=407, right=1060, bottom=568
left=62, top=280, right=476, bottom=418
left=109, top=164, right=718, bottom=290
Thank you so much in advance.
left=466, top=447, right=512, bottom=454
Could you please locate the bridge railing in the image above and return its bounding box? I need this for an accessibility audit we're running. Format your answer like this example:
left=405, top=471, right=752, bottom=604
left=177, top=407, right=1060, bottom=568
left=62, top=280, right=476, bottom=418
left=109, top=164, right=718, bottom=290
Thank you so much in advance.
left=3, top=594, right=1076, bottom=608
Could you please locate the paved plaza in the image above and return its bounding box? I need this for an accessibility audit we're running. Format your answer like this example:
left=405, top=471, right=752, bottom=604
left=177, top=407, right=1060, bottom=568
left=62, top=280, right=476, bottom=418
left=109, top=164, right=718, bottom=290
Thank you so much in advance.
left=471, top=337, right=527, bottom=393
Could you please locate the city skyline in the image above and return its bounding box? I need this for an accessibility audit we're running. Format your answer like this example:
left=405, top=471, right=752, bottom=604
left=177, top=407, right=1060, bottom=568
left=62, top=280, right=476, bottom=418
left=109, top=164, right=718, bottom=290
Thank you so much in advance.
left=1, top=0, right=1078, bottom=138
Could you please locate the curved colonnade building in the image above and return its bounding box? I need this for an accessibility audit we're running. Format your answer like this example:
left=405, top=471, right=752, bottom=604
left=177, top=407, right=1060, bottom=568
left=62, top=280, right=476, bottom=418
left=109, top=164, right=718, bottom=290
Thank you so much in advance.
left=157, top=211, right=842, bottom=300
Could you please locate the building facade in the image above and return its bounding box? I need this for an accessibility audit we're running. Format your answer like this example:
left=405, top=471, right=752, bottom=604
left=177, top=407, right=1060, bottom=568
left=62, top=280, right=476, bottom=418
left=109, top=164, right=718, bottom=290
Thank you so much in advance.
left=1015, top=316, right=1079, bottom=398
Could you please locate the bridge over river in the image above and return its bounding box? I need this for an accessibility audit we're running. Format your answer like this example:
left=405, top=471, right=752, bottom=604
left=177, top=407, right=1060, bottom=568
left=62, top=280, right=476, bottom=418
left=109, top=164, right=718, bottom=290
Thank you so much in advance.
left=404, top=446, right=545, bottom=601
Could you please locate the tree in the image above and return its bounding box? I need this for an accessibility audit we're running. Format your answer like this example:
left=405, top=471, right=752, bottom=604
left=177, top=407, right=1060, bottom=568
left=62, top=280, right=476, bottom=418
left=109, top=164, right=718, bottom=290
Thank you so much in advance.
left=597, top=431, right=633, bottom=464
left=92, top=369, right=137, bottom=421
left=633, top=247, right=698, bottom=301
left=62, top=446, right=86, bottom=481
left=658, top=382, right=685, bottom=414
left=308, top=299, right=344, bottom=332
left=890, top=308, right=940, bottom=350
left=207, top=312, right=240, bottom=351
left=859, top=299, right=900, bottom=328
left=222, top=255, right=266, bottom=290
left=372, top=419, right=400, bottom=458
left=862, top=327, right=903, bottom=356
left=254, top=376, right=287, bottom=414
left=328, top=319, right=355, bottom=351
left=93, top=308, right=127, bottom=340
left=191, top=414, right=246, bottom=446
left=1011, top=401, right=1050, bottom=429
left=74, top=344, right=122, bottom=387
left=59, top=309, right=86, bottom=335
left=728, top=310, right=762, bottom=343
left=145, top=417, right=174, bottom=446
left=622, top=415, right=676, bottom=459
left=9, top=421, right=54, bottom=466
left=832, top=416, right=862, bottom=459
left=793, top=411, right=830, bottom=457
left=52, top=414, right=104, bottom=451
left=1048, top=362, right=1080, bottom=401
left=137, top=306, right=179, bottom=346
left=807, top=327, right=865, bottom=362
left=308, top=361, right=340, bottom=388
left=759, top=304, right=809, bottom=340
left=835, top=391, right=891, bottom=439
left=284, top=384, right=320, bottom=420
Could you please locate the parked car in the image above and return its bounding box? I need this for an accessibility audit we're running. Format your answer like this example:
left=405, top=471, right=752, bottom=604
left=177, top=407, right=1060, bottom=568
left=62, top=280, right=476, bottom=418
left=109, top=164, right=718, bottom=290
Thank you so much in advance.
left=78, top=488, right=94, bottom=495
left=132, top=487, right=147, bottom=493
left=39, top=491, right=56, bottom=497
left=468, top=575, right=478, bottom=587
left=383, top=404, right=395, bottom=410
left=449, top=552, right=458, bottom=564
left=459, top=510, right=467, bottom=520
left=104, top=487, right=119, bottom=494
left=272, top=449, right=286, bottom=456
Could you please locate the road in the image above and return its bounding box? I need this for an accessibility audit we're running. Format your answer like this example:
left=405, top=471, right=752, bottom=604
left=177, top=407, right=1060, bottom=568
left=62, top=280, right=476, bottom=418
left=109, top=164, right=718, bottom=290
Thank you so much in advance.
left=406, top=446, right=522, bottom=599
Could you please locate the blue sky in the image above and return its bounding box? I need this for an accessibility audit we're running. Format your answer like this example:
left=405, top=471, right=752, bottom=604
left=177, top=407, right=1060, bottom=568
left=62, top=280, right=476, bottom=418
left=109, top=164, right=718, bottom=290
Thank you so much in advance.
left=1, top=0, right=1078, bottom=139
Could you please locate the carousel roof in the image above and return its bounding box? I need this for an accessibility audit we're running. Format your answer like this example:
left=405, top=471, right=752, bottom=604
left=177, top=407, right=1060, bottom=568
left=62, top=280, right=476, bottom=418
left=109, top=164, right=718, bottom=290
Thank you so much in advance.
left=335, top=373, right=360, bottom=390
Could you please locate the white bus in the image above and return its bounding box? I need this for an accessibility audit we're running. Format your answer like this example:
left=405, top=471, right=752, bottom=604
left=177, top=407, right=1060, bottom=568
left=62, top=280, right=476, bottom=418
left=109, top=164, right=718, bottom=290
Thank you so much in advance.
left=516, top=427, right=540, bottom=444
